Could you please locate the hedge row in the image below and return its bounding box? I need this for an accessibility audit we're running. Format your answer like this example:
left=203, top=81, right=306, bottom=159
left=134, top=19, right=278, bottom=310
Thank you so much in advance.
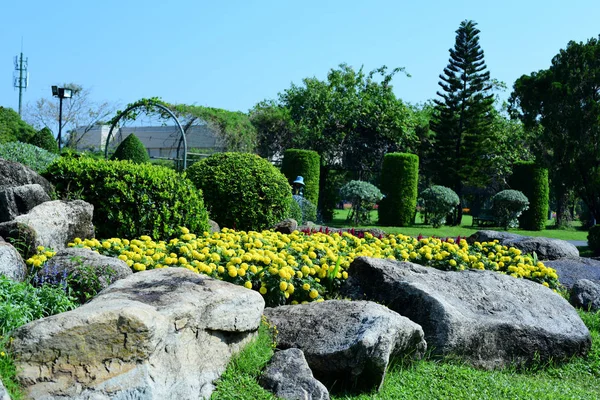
left=509, top=161, right=549, bottom=231
left=378, top=153, right=419, bottom=226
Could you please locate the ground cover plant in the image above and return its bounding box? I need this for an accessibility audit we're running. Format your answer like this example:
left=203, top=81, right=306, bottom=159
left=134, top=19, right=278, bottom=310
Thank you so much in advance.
left=0, top=141, right=59, bottom=173
left=27, top=227, right=560, bottom=308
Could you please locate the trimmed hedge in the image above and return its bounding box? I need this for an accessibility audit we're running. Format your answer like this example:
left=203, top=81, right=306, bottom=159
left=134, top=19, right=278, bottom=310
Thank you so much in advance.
left=378, top=153, right=419, bottom=226
left=281, top=149, right=320, bottom=206
left=110, top=133, right=150, bottom=164
left=186, top=152, right=292, bottom=231
left=29, top=127, right=59, bottom=154
left=43, top=157, right=209, bottom=239
left=509, top=161, right=549, bottom=231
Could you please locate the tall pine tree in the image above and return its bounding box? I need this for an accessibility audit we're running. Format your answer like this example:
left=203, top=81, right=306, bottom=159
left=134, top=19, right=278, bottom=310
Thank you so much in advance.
left=431, top=20, right=495, bottom=225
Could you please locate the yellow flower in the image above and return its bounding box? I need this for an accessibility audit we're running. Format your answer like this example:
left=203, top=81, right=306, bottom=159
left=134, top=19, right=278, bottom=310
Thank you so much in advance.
left=309, top=289, right=319, bottom=299
left=279, top=281, right=288, bottom=291
left=302, top=283, right=310, bottom=291
left=259, top=286, right=268, bottom=295
left=244, top=281, right=252, bottom=289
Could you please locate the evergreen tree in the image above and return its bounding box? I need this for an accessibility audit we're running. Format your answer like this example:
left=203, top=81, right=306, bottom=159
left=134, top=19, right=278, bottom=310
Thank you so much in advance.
left=431, top=20, right=495, bottom=225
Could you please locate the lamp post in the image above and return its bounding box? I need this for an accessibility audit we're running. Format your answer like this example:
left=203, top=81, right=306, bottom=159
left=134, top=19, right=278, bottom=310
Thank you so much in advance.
left=51, top=85, right=72, bottom=152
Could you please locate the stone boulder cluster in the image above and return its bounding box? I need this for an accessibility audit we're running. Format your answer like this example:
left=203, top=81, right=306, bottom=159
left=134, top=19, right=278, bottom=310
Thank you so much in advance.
left=0, top=159, right=597, bottom=399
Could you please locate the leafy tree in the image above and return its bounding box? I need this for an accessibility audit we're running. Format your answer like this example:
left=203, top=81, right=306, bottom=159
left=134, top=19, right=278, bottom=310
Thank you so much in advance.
left=0, top=106, right=36, bottom=143
left=250, top=100, right=296, bottom=160
left=29, top=127, right=59, bottom=154
left=430, top=20, right=495, bottom=225
left=23, top=83, right=116, bottom=149
left=509, top=36, right=600, bottom=224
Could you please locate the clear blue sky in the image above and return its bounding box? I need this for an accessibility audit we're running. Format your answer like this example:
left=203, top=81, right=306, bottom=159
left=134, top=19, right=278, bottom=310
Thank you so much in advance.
left=1, top=0, right=599, bottom=115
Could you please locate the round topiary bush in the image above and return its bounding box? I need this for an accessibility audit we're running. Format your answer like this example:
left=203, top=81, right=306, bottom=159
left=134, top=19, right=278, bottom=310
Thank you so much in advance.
left=110, top=133, right=150, bottom=164
left=378, top=152, right=419, bottom=227
left=420, top=186, right=460, bottom=228
left=492, top=190, right=530, bottom=230
left=0, top=141, right=59, bottom=173
left=186, top=152, right=292, bottom=231
left=588, top=225, right=600, bottom=255
left=340, top=180, right=383, bottom=226
left=43, top=157, right=209, bottom=239
left=281, top=149, right=320, bottom=206
left=509, top=162, right=549, bottom=231
left=29, top=127, right=59, bottom=154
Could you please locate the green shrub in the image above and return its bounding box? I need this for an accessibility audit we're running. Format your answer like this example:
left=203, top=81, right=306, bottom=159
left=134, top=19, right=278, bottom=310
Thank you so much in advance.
left=186, top=152, right=292, bottom=231
left=420, top=186, right=460, bottom=228
left=319, top=168, right=346, bottom=222
left=0, top=141, right=59, bottom=173
left=292, top=195, right=317, bottom=224
left=43, top=157, right=209, bottom=239
left=492, top=190, right=530, bottom=230
left=509, top=162, right=549, bottom=230
left=340, top=180, right=383, bottom=226
left=378, top=152, right=419, bottom=227
left=29, top=127, right=59, bottom=154
left=588, top=225, right=600, bottom=255
left=281, top=149, right=320, bottom=206
left=288, top=196, right=303, bottom=223
left=110, top=133, right=150, bottom=164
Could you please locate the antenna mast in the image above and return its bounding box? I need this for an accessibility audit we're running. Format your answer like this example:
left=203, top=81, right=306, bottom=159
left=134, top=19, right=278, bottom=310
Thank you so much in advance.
left=13, top=40, right=28, bottom=116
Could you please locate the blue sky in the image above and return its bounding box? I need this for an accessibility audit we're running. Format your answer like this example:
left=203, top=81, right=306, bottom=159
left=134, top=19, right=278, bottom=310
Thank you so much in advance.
left=1, top=0, right=599, bottom=115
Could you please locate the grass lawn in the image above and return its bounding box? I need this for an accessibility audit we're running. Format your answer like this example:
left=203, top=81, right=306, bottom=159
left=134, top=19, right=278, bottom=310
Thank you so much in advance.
left=212, top=310, right=600, bottom=400
left=328, top=209, right=589, bottom=242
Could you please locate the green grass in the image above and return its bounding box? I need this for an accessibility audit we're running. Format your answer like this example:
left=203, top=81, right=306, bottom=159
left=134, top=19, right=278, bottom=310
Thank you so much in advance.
left=212, top=310, right=600, bottom=400
left=328, top=209, right=589, bottom=242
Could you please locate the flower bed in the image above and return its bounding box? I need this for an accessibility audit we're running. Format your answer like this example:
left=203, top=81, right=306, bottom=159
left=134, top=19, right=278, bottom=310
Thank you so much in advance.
left=27, top=228, right=560, bottom=307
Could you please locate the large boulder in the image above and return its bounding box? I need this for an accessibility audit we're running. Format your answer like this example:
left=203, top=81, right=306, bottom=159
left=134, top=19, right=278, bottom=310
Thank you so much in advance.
left=11, top=268, right=265, bottom=400
left=0, top=240, right=26, bottom=282
left=0, top=159, right=53, bottom=195
left=570, top=279, right=600, bottom=312
left=34, top=247, right=132, bottom=290
left=544, top=257, right=600, bottom=289
left=468, top=230, right=579, bottom=260
left=0, top=184, right=51, bottom=223
left=343, top=257, right=591, bottom=369
left=272, top=218, right=298, bottom=234
left=263, top=300, right=426, bottom=393
left=259, top=348, right=330, bottom=400
left=0, top=200, right=94, bottom=257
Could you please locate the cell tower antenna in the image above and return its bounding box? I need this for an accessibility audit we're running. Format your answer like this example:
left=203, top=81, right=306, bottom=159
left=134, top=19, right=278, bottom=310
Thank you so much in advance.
left=14, top=38, right=29, bottom=116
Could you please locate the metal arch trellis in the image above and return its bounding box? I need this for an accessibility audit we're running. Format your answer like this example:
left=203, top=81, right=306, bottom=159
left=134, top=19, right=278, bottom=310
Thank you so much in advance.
left=104, top=100, right=188, bottom=171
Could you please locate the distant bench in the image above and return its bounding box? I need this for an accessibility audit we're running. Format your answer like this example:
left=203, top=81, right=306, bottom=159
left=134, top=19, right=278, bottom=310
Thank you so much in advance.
left=472, top=211, right=496, bottom=227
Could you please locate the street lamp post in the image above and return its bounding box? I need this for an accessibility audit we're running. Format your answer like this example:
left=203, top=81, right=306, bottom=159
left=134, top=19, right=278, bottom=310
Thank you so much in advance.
left=51, top=85, right=72, bottom=152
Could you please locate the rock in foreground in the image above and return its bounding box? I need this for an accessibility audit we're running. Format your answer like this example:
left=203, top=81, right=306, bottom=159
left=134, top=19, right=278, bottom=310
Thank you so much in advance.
left=11, top=268, right=265, bottom=400
left=343, top=257, right=591, bottom=369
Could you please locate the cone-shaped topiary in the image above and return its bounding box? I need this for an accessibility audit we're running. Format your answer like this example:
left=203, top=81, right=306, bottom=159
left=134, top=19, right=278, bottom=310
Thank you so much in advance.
left=187, top=152, right=292, bottom=231
left=29, top=127, right=59, bottom=154
left=111, top=133, right=150, bottom=164
left=378, top=153, right=419, bottom=227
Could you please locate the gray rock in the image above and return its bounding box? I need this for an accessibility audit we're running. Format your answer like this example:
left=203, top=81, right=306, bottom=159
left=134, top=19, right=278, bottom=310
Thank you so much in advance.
left=0, top=159, right=53, bottom=195
left=0, top=200, right=94, bottom=257
left=264, top=300, right=426, bottom=393
left=260, top=348, right=330, bottom=400
left=468, top=230, right=579, bottom=260
left=0, top=376, right=11, bottom=400
left=343, top=257, right=591, bottom=369
left=11, top=268, right=265, bottom=400
left=208, top=219, right=220, bottom=233
left=0, top=184, right=51, bottom=223
left=570, top=279, right=600, bottom=311
left=545, top=257, right=600, bottom=289
left=0, top=240, right=26, bottom=282
left=272, top=218, right=298, bottom=234
left=35, top=248, right=132, bottom=292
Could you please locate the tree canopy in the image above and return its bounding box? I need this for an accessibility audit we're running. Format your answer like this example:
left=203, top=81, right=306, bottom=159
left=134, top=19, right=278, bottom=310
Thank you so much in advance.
left=0, top=106, right=36, bottom=144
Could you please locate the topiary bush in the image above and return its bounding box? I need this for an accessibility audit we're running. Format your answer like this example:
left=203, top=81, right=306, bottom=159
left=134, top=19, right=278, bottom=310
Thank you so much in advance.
left=43, top=157, right=209, bottom=239
left=110, top=133, right=150, bottom=164
left=509, top=162, right=549, bottom=231
left=492, top=190, right=530, bottom=230
left=0, top=141, right=59, bottom=173
left=186, top=152, right=292, bottom=231
left=293, top=195, right=317, bottom=224
left=288, top=196, right=303, bottom=223
left=281, top=149, right=320, bottom=206
left=378, top=152, right=419, bottom=227
left=29, top=127, right=59, bottom=154
left=588, top=225, right=600, bottom=255
left=340, top=180, right=383, bottom=226
left=420, top=186, right=460, bottom=228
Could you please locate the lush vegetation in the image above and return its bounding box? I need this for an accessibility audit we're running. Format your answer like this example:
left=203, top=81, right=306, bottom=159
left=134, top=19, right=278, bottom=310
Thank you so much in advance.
left=340, top=181, right=384, bottom=226
left=0, top=107, right=36, bottom=144
left=291, top=195, right=317, bottom=224
left=509, top=162, right=549, bottom=231
left=281, top=149, right=320, bottom=207
left=0, top=141, right=59, bottom=173
left=420, top=186, right=460, bottom=228
left=28, top=127, right=58, bottom=154
left=110, top=133, right=150, bottom=164
left=43, top=156, right=209, bottom=239
left=492, top=190, right=530, bottom=230
left=378, top=153, right=419, bottom=227
left=187, top=152, right=292, bottom=231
